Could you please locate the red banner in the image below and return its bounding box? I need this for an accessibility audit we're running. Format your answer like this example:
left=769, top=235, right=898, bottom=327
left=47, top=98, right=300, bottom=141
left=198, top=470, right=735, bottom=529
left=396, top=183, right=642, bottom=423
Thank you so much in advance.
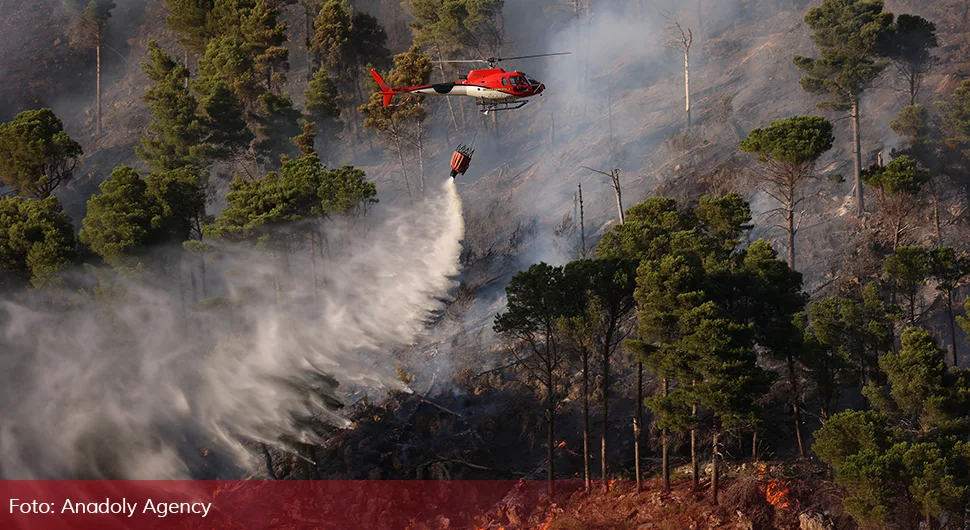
left=1, top=480, right=582, bottom=529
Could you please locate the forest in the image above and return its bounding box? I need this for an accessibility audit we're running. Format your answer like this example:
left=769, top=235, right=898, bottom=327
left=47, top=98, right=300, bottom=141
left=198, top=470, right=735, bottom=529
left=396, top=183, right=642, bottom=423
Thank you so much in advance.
left=2, top=0, right=970, bottom=529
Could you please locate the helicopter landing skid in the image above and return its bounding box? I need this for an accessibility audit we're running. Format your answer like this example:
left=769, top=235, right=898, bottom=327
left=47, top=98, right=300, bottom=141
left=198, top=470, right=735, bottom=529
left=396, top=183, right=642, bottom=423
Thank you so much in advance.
left=478, top=99, right=529, bottom=114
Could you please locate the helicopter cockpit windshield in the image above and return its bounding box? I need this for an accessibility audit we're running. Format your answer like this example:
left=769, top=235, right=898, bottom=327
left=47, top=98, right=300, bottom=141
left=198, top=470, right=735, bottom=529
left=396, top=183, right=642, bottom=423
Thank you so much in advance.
left=523, top=74, right=539, bottom=85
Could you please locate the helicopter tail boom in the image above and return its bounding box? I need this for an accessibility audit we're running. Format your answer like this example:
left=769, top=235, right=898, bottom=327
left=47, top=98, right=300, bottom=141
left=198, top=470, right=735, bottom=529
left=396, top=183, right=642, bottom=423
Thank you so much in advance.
left=370, top=69, right=396, bottom=106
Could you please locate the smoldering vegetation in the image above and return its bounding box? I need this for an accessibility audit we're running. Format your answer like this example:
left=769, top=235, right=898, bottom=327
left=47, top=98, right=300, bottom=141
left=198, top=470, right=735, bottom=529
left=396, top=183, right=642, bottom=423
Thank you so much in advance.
left=0, top=178, right=464, bottom=479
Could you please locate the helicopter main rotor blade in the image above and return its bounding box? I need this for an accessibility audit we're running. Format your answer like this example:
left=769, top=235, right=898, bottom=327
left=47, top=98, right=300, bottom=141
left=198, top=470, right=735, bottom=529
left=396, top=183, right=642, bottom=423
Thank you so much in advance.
left=490, top=52, right=573, bottom=62
left=432, top=60, right=488, bottom=64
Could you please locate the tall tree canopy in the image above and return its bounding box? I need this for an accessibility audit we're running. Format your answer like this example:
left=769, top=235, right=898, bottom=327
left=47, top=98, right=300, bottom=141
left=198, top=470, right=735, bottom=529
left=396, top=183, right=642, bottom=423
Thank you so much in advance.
left=740, top=115, right=835, bottom=269
left=793, top=0, right=894, bottom=218
left=862, top=155, right=928, bottom=250
left=0, top=109, right=83, bottom=199
left=0, top=196, right=77, bottom=288
left=815, top=328, right=970, bottom=529
left=137, top=41, right=209, bottom=171
left=883, top=14, right=938, bottom=106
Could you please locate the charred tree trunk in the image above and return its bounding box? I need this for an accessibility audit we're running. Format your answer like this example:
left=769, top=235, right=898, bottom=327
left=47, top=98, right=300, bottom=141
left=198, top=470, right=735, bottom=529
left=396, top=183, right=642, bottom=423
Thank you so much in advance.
left=435, top=44, right=459, bottom=138
left=851, top=100, right=864, bottom=218
left=611, top=170, right=625, bottom=224
left=96, top=26, right=103, bottom=136
left=684, top=45, right=691, bottom=128
left=546, top=333, right=556, bottom=496
left=417, top=120, right=426, bottom=196
left=601, top=323, right=613, bottom=490
left=689, top=379, right=700, bottom=490
left=946, top=291, right=958, bottom=366
left=583, top=349, right=591, bottom=493
left=752, top=428, right=758, bottom=460
left=634, top=361, right=643, bottom=493
left=787, top=204, right=796, bottom=269
left=661, top=376, right=670, bottom=493
left=790, top=358, right=805, bottom=458
left=305, top=5, right=313, bottom=82
left=310, top=229, right=318, bottom=304
left=394, top=135, right=413, bottom=206
left=710, top=423, right=720, bottom=504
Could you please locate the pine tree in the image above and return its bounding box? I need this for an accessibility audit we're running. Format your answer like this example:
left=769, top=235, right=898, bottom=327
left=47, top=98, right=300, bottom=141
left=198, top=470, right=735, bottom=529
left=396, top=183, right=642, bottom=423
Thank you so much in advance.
left=0, top=109, right=83, bottom=199
left=936, top=80, right=970, bottom=224
left=163, top=0, right=216, bottom=59
left=739, top=239, right=808, bottom=455
left=884, top=246, right=930, bottom=326
left=137, top=41, right=209, bottom=171
left=144, top=166, right=211, bottom=243
left=199, top=81, right=254, bottom=160
left=80, top=166, right=164, bottom=268
left=64, top=0, right=116, bottom=135
left=925, top=247, right=969, bottom=366
left=0, top=196, right=77, bottom=289
left=883, top=14, right=938, bottom=106
left=254, top=92, right=303, bottom=168
left=793, top=0, right=894, bottom=218
left=740, top=115, right=834, bottom=269
left=360, top=46, right=433, bottom=201
left=816, top=328, right=970, bottom=529
left=862, top=155, right=929, bottom=250
left=494, top=263, right=584, bottom=495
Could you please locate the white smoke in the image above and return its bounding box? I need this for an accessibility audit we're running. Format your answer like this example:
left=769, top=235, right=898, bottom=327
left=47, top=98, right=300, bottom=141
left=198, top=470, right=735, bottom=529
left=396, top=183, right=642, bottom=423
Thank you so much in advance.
left=0, top=177, right=464, bottom=479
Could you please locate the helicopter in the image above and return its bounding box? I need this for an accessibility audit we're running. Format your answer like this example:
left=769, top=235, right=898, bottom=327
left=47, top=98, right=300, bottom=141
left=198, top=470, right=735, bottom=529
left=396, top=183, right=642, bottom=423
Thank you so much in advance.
left=369, top=52, right=571, bottom=114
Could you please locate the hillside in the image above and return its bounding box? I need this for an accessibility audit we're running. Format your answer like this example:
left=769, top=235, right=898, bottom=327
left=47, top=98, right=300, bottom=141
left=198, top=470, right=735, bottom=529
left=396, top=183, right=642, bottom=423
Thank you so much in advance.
left=3, top=0, right=970, bottom=528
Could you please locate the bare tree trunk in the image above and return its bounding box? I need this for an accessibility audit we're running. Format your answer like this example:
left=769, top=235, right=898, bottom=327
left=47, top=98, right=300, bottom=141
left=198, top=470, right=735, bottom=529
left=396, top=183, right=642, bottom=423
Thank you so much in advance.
left=578, top=183, right=587, bottom=258
left=601, top=330, right=609, bottom=489
left=684, top=46, right=691, bottom=128
left=96, top=27, right=103, bottom=136
left=751, top=428, right=758, bottom=460
left=634, top=361, right=642, bottom=493
left=309, top=230, right=318, bottom=304
left=546, top=335, right=555, bottom=496
left=947, top=292, right=958, bottom=367
left=435, top=44, right=460, bottom=137
left=790, top=359, right=805, bottom=458
left=417, top=121, right=426, bottom=196
left=394, top=136, right=413, bottom=206
left=661, top=376, right=670, bottom=493
left=184, top=49, right=190, bottom=89
left=584, top=0, right=591, bottom=90
left=691, top=381, right=699, bottom=492
left=893, top=219, right=902, bottom=251
left=305, top=4, right=313, bottom=82
left=851, top=100, right=864, bottom=218
left=710, top=425, right=720, bottom=504
left=933, top=188, right=943, bottom=245
left=611, top=170, right=625, bottom=224
left=787, top=205, right=796, bottom=269
left=583, top=350, right=591, bottom=493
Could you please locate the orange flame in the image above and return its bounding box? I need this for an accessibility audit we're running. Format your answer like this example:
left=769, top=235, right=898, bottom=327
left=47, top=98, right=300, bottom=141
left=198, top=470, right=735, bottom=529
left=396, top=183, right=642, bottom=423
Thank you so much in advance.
left=765, top=480, right=791, bottom=510
left=608, top=477, right=617, bottom=491
left=556, top=441, right=567, bottom=449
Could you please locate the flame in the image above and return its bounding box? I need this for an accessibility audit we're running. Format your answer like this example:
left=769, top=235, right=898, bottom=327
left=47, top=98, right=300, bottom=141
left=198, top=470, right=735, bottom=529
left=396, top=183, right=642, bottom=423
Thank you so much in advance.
left=608, top=477, right=617, bottom=491
left=765, top=480, right=791, bottom=510
left=556, top=441, right=567, bottom=449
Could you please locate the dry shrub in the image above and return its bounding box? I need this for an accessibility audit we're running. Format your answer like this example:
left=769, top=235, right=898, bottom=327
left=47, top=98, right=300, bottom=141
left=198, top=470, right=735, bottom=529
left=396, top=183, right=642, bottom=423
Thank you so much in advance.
left=722, top=478, right=775, bottom=530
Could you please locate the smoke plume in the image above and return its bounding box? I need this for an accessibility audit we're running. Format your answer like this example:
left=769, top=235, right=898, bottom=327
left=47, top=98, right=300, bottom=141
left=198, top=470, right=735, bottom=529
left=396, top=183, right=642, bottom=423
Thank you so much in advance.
left=0, top=177, right=464, bottom=479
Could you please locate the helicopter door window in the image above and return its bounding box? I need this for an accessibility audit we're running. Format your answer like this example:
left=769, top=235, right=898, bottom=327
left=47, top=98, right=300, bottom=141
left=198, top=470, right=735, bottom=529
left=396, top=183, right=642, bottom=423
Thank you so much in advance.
left=502, top=77, right=509, bottom=87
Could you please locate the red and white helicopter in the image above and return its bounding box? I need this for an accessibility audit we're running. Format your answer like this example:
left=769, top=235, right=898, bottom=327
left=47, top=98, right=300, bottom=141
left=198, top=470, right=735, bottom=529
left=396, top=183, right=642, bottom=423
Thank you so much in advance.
left=369, top=52, right=571, bottom=114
